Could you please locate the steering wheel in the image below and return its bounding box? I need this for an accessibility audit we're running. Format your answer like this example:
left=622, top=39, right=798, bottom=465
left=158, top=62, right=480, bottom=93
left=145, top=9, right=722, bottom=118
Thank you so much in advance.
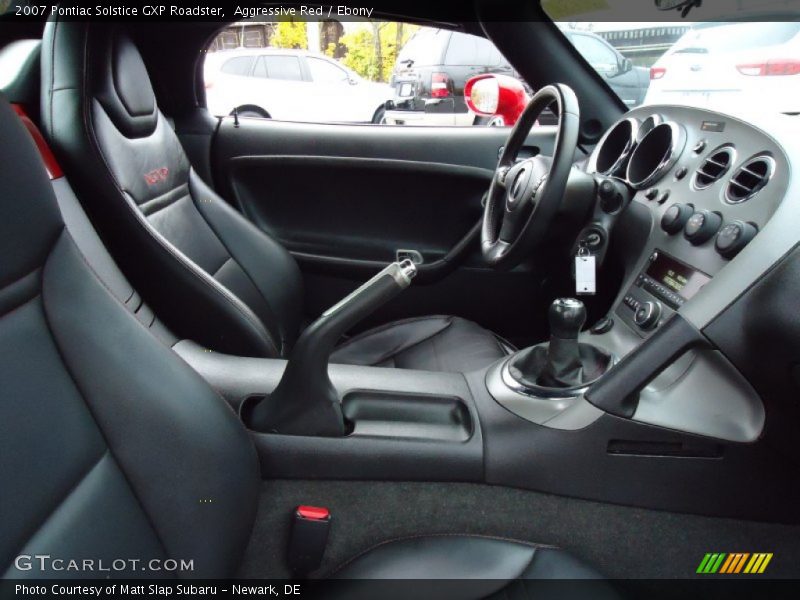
left=481, top=84, right=581, bottom=269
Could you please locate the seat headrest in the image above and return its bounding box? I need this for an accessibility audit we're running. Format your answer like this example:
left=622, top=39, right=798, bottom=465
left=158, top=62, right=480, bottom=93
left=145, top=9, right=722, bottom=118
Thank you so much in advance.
left=0, top=93, right=63, bottom=287
left=102, top=34, right=158, bottom=137
left=42, top=20, right=158, bottom=139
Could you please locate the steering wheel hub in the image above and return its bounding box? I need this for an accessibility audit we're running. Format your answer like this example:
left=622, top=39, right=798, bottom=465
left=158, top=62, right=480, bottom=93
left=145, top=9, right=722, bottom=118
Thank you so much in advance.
left=507, top=166, right=531, bottom=209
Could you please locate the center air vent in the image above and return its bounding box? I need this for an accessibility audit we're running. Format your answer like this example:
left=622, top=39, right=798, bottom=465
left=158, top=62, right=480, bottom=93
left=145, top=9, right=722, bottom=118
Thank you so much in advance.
left=694, top=147, right=733, bottom=189
left=726, top=155, right=775, bottom=203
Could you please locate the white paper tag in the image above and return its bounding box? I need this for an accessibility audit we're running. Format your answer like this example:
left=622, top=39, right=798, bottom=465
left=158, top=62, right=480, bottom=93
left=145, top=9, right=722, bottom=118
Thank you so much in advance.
left=575, top=255, right=596, bottom=296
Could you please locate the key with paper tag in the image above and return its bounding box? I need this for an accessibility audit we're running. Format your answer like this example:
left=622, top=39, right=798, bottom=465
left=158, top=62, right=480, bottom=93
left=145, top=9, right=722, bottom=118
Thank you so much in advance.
left=575, top=247, right=596, bottom=296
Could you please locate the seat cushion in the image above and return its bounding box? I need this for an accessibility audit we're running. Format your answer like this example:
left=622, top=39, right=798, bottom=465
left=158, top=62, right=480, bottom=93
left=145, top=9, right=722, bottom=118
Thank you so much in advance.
left=326, top=535, right=619, bottom=600
left=331, top=316, right=512, bottom=373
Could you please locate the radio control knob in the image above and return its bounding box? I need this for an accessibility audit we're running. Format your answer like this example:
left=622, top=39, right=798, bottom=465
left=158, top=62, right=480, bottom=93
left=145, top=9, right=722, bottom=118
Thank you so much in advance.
left=684, top=210, right=722, bottom=245
left=660, top=203, right=694, bottom=235
left=634, top=301, right=661, bottom=330
left=715, top=220, right=758, bottom=259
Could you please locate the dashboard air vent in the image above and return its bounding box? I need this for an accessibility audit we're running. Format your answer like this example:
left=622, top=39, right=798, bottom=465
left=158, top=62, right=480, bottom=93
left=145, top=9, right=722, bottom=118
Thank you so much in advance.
left=694, top=147, right=733, bottom=189
left=726, top=155, right=774, bottom=203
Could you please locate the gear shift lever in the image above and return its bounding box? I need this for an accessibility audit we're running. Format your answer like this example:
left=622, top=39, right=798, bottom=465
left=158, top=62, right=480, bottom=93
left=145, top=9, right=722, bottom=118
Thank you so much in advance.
left=540, top=298, right=587, bottom=387
left=507, top=298, right=612, bottom=391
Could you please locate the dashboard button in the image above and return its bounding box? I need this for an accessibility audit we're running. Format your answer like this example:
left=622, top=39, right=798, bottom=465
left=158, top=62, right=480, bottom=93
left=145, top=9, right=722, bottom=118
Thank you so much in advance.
left=674, top=167, right=688, bottom=180
left=658, top=190, right=671, bottom=204
left=645, top=188, right=659, bottom=201
left=715, top=220, right=758, bottom=259
left=684, top=210, right=722, bottom=245
left=692, top=140, right=707, bottom=154
left=634, top=301, right=661, bottom=330
left=660, top=203, right=694, bottom=235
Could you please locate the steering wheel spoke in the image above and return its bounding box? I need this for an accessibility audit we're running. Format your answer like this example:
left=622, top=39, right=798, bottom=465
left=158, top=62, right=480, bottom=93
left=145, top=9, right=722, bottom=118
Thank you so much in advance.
left=499, top=208, right=524, bottom=242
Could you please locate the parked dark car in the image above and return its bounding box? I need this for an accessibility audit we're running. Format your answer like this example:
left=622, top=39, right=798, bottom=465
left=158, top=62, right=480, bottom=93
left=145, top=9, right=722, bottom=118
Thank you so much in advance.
left=563, top=29, right=650, bottom=108
left=385, top=28, right=648, bottom=126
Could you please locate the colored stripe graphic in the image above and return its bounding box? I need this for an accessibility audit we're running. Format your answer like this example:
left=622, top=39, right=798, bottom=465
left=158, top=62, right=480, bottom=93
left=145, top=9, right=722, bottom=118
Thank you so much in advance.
left=744, top=553, right=773, bottom=574
left=697, top=552, right=773, bottom=574
left=696, top=553, right=714, bottom=574
left=720, top=553, right=749, bottom=573
left=719, top=554, right=736, bottom=574
left=697, top=553, right=727, bottom=573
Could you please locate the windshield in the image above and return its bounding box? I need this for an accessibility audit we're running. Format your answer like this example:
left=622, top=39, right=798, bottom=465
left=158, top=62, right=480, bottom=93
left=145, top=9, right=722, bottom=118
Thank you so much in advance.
left=545, top=4, right=800, bottom=118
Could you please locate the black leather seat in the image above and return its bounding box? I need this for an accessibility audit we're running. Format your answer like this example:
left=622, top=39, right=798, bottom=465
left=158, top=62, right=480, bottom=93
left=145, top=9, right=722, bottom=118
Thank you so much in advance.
left=38, top=20, right=511, bottom=372
left=1, top=93, right=614, bottom=596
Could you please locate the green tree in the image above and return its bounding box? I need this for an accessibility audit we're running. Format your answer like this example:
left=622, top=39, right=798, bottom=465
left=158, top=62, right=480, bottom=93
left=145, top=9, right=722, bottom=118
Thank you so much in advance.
left=270, top=20, right=308, bottom=50
left=339, top=22, right=418, bottom=82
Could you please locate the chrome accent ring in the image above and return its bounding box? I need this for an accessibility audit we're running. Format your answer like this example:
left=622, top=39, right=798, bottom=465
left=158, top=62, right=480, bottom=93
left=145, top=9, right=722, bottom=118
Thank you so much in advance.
left=499, top=351, right=618, bottom=400
left=627, top=121, right=687, bottom=190
left=591, top=117, right=640, bottom=176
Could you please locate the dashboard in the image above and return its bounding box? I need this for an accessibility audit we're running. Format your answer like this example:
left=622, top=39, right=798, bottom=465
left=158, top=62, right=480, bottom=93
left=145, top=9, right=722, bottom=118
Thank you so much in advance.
left=584, top=105, right=790, bottom=339
left=546, top=104, right=800, bottom=442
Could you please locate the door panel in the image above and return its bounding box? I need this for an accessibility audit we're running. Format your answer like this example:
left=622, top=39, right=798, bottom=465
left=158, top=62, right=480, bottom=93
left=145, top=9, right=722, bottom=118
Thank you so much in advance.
left=211, top=119, right=559, bottom=343
left=227, top=155, right=489, bottom=264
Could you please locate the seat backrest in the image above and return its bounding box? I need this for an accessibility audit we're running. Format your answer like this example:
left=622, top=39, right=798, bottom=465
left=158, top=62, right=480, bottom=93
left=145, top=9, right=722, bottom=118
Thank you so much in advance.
left=0, top=94, right=259, bottom=578
left=40, top=19, right=303, bottom=358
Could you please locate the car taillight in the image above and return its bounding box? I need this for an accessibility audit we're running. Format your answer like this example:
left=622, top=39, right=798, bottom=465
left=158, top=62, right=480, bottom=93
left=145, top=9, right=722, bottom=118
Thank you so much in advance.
left=431, top=72, right=450, bottom=98
left=737, top=59, right=800, bottom=76
left=650, top=67, right=666, bottom=80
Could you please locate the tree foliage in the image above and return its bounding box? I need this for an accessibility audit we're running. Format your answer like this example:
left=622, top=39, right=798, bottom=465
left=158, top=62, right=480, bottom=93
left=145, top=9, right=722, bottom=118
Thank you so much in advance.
left=340, top=22, right=419, bottom=82
left=270, top=20, right=308, bottom=49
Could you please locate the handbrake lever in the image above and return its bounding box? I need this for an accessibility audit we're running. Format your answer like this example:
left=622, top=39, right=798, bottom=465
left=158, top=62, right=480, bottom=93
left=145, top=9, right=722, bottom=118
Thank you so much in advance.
left=246, top=260, right=417, bottom=436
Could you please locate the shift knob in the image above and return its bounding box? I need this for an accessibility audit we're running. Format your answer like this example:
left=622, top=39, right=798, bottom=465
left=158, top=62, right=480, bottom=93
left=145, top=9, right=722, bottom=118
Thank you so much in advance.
left=549, top=298, right=586, bottom=340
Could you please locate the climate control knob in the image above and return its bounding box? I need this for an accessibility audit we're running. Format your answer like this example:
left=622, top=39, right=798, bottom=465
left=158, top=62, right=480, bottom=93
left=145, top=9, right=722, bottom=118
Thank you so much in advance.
left=715, top=220, right=758, bottom=259
left=684, top=210, right=722, bottom=245
left=660, top=203, right=694, bottom=235
left=634, top=301, right=661, bottom=330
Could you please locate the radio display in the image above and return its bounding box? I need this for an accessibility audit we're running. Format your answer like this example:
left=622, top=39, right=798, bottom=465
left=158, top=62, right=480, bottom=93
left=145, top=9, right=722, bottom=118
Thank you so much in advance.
left=646, top=251, right=711, bottom=300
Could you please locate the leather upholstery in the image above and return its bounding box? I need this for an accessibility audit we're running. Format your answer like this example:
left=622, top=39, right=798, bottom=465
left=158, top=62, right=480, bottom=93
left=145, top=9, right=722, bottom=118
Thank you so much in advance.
left=2, top=92, right=611, bottom=593
left=329, top=536, right=618, bottom=599
left=39, top=18, right=510, bottom=373
left=332, top=315, right=511, bottom=372
left=53, top=177, right=176, bottom=345
left=0, top=94, right=259, bottom=578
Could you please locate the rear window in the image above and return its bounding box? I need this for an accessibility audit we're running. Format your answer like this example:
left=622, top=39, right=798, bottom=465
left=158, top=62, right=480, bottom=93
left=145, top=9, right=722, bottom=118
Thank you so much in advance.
left=221, top=56, right=254, bottom=76
left=444, top=33, right=504, bottom=67
left=396, top=28, right=449, bottom=66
